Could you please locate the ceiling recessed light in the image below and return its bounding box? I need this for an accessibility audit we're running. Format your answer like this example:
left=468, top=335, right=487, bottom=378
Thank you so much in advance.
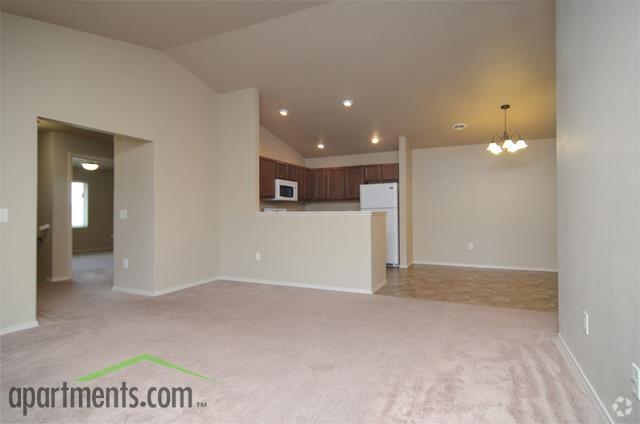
left=371, top=137, right=380, bottom=144
left=317, top=143, right=325, bottom=149
left=279, top=108, right=289, bottom=116
left=452, top=123, right=468, bottom=131
left=341, top=98, right=354, bottom=108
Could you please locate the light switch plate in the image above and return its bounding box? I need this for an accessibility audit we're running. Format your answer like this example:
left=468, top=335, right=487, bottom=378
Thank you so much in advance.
left=119, top=209, right=128, bottom=219
left=0, top=208, right=8, bottom=223
left=122, top=259, right=129, bottom=269
left=255, top=252, right=261, bottom=262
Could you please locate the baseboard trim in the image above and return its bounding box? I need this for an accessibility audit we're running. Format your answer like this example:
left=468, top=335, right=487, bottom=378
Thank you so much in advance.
left=47, top=275, right=71, bottom=282
left=372, top=279, right=387, bottom=293
left=412, top=261, right=558, bottom=272
left=218, top=276, right=374, bottom=295
left=1, top=321, right=39, bottom=336
left=153, top=277, right=218, bottom=296
left=73, top=247, right=113, bottom=254
left=557, top=334, right=613, bottom=424
left=112, top=286, right=155, bottom=296
left=112, top=276, right=219, bottom=297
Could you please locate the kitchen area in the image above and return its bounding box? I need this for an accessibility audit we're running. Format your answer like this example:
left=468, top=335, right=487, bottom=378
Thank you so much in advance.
left=259, top=156, right=400, bottom=267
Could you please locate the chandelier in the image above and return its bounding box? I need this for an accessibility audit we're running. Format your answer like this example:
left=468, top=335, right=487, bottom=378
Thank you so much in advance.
left=486, top=104, right=527, bottom=155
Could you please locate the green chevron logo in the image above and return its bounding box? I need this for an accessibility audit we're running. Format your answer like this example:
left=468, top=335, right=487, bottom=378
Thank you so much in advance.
left=77, top=354, right=211, bottom=382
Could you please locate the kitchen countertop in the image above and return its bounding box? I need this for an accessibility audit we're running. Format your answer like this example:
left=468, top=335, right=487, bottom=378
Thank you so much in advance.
left=254, top=210, right=387, bottom=216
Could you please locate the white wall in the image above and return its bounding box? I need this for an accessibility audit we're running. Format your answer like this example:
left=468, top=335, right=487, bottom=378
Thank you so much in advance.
left=1, top=14, right=219, bottom=331
left=259, top=126, right=304, bottom=166
left=557, top=2, right=639, bottom=422
left=412, top=139, right=557, bottom=271
left=305, top=151, right=398, bottom=168
left=218, top=88, right=386, bottom=293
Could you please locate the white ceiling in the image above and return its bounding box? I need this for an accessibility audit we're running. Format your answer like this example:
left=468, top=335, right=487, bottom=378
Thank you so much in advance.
left=6, top=1, right=556, bottom=157
left=0, top=0, right=328, bottom=49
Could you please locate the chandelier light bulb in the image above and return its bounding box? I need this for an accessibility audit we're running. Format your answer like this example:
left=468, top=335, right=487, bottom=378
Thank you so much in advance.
left=515, top=139, right=527, bottom=151
left=502, top=139, right=516, bottom=153
left=487, top=142, right=502, bottom=155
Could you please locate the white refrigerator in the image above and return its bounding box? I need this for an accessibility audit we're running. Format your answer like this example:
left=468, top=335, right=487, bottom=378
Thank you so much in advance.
left=360, top=182, right=399, bottom=267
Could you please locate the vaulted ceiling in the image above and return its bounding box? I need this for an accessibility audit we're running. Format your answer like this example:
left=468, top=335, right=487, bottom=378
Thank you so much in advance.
left=2, top=1, right=556, bottom=157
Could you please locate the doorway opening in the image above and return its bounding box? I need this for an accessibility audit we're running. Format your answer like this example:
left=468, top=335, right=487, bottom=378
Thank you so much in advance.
left=37, top=119, right=115, bottom=295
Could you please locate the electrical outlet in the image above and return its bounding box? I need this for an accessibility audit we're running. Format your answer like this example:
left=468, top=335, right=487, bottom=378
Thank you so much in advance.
left=119, top=209, right=128, bottom=219
left=467, top=242, right=474, bottom=251
left=122, top=259, right=129, bottom=269
left=255, top=252, right=261, bottom=262
left=583, top=310, right=589, bottom=335
left=0, top=208, right=8, bottom=223
left=632, top=363, right=640, bottom=400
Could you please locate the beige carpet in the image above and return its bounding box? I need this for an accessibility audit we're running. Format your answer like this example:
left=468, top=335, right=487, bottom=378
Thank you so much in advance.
left=1, top=255, right=601, bottom=423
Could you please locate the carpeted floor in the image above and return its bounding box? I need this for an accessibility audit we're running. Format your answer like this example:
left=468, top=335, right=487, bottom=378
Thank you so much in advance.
left=1, top=254, right=601, bottom=423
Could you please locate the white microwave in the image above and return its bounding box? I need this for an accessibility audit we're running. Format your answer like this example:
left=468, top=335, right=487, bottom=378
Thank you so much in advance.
left=272, top=179, right=298, bottom=201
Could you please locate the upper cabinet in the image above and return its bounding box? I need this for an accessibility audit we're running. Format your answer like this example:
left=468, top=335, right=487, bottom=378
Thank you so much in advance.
left=259, top=156, right=398, bottom=202
left=260, top=157, right=276, bottom=198
left=345, top=166, right=364, bottom=199
left=302, top=167, right=313, bottom=201
left=364, top=164, right=382, bottom=183
left=364, top=163, right=399, bottom=183
left=381, top=163, right=399, bottom=181
left=275, top=161, right=288, bottom=179
left=327, top=168, right=346, bottom=200
left=313, top=168, right=328, bottom=201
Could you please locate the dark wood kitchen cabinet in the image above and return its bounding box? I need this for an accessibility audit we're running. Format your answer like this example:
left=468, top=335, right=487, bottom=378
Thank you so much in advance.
left=275, top=161, right=287, bottom=179
left=286, top=164, right=298, bottom=181
left=302, top=167, right=313, bottom=201
left=313, top=168, right=328, bottom=200
left=260, top=156, right=398, bottom=200
left=327, top=168, right=346, bottom=200
left=364, top=164, right=382, bottom=183
left=364, top=163, right=399, bottom=183
left=260, top=157, right=276, bottom=198
left=345, top=166, right=364, bottom=199
left=381, top=163, right=399, bottom=181
left=295, top=166, right=305, bottom=195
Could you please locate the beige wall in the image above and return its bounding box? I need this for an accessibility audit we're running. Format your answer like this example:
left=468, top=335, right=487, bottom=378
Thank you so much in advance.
left=218, top=88, right=385, bottom=292
left=36, top=131, right=114, bottom=282
left=36, top=133, right=55, bottom=283
left=305, top=151, right=398, bottom=168
left=412, top=138, right=557, bottom=271
left=112, top=136, right=154, bottom=295
left=398, top=136, right=413, bottom=268
left=557, top=2, right=639, bottom=421
left=72, top=166, right=114, bottom=253
left=1, top=13, right=219, bottom=332
left=259, top=126, right=304, bottom=166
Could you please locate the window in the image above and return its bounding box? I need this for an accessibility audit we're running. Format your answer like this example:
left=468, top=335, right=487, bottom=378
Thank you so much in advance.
left=71, top=181, right=88, bottom=228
